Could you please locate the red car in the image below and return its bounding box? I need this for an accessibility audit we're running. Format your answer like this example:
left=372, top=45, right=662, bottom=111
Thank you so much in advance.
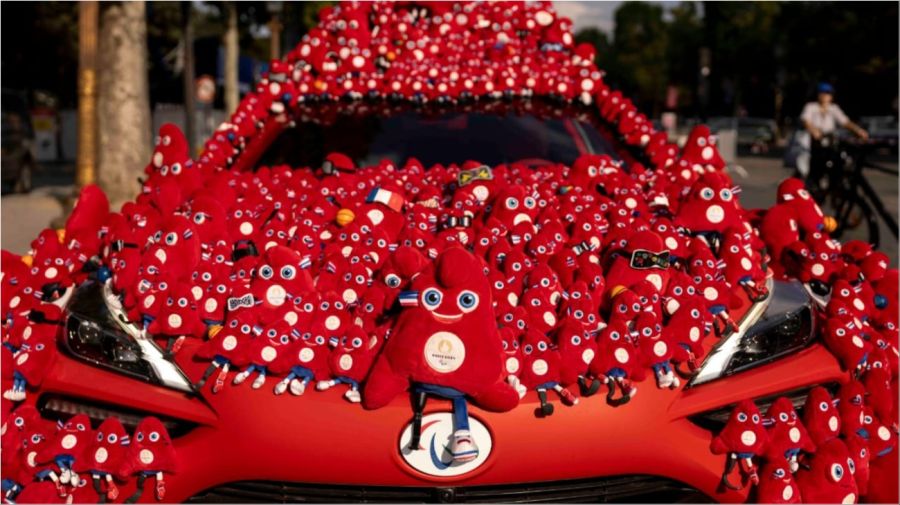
left=13, top=101, right=866, bottom=503
left=3, top=2, right=897, bottom=504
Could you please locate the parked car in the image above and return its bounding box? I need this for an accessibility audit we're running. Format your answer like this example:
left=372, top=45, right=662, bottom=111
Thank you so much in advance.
left=3, top=2, right=895, bottom=505
left=1, top=89, right=37, bottom=193
left=707, top=117, right=780, bottom=155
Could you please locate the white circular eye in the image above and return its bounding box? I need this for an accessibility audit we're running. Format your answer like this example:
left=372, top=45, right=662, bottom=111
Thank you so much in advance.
left=798, top=189, right=810, bottom=199
left=537, top=341, right=548, bottom=351
left=700, top=188, right=715, bottom=200
left=574, top=310, right=584, bottom=319
left=160, top=166, right=169, bottom=176
left=642, top=327, right=652, bottom=337
left=108, top=434, right=118, bottom=443
left=352, top=337, right=363, bottom=348
left=524, top=197, right=536, bottom=209
left=494, top=281, right=505, bottom=290
left=15, top=417, right=24, bottom=427
left=524, top=344, right=533, bottom=354
left=355, top=275, right=365, bottom=284
left=752, top=414, right=760, bottom=423
left=32, top=434, right=41, bottom=443
left=505, top=197, right=519, bottom=209
left=202, top=272, right=212, bottom=282
left=171, top=163, right=182, bottom=175
left=674, top=287, right=683, bottom=295
left=841, top=289, right=851, bottom=297
left=304, top=303, right=313, bottom=312
left=457, top=291, right=479, bottom=312
left=836, top=328, right=846, bottom=336
left=149, top=431, right=160, bottom=442
left=779, top=413, right=788, bottom=422
left=422, top=288, right=442, bottom=310
left=178, top=298, right=188, bottom=308
left=610, top=331, right=621, bottom=341
left=281, top=266, right=296, bottom=280
left=847, top=458, right=855, bottom=474
left=571, top=335, right=582, bottom=345
left=774, top=468, right=786, bottom=478
left=165, top=232, right=178, bottom=246
left=737, top=413, right=748, bottom=422
left=97, top=432, right=104, bottom=442
left=540, top=278, right=550, bottom=287
left=819, top=401, right=829, bottom=412
left=720, top=189, right=733, bottom=201
left=690, top=309, right=700, bottom=318
left=77, top=423, right=86, bottom=431
left=698, top=137, right=707, bottom=147
left=193, top=213, right=205, bottom=225
left=830, top=463, right=844, bottom=482
left=260, top=266, right=274, bottom=279
left=241, top=324, right=251, bottom=333
left=315, top=336, right=326, bottom=345
left=216, top=284, right=227, bottom=294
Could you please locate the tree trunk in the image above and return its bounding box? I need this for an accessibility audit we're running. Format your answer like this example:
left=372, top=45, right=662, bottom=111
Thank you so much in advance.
left=224, top=2, right=239, bottom=115
left=97, top=0, right=151, bottom=206
left=76, top=1, right=99, bottom=189
left=182, top=2, right=196, bottom=153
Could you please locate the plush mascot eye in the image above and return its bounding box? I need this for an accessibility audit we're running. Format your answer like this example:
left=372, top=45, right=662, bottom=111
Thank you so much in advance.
left=178, top=298, right=188, bottom=308
left=502, top=341, right=509, bottom=350
left=779, top=413, right=789, bottom=422
left=171, top=163, right=182, bottom=175
left=517, top=320, right=525, bottom=329
left=737, top=412, right=748, bottom=422
left=136, top=433, right=144, bottom=442
left=165, top=232, right=178, bottom=246
left=260, top=266, right=274, bottom=279
left=335, top=301, right=344, bottom=310
left=537, top=341, right=548, bottom=351
left=719, top=188, right=733, bottom=201
left=149, top=431, right=160, bottom=442
left=15, top=417, right=24, bottom=427
left=523, top=344, right=533, bottom=354
left=281, top=265, right=296, bottom=280
left=97, top=432, right=104, bottom=442
left=574, top=310, right=584, bottom=319
left=847, top=458, right=855, bottom=474
left=836, top=328, right=846, bottom=337
left=642, top=327, right=652, bottom=337
left=571, top=335, right=582, bottom=345
left=752, top=414, right=760, bottom=423
left=610, top=331, right=621, bottom=341
left=819, top=401, right=829, bottom=412
left=315, top=336, right=326, bottom=345
left=774, top=468, right=786, bottom=478
left=700, top=188, right=715, bottom=200
left=505, top=197, right=519, bottom=209
left=108, top=434, right=118, bottom=444
left=524, top=197, right=536, bottom=209
left=697, top=137, right=707, bottom=147
left=31, top=434, right=41, bottom=443
left=457, top=291, right=479, bottom=312
left=830, top=463, right=844, bottom=482
left=422, top=288, right=443, bottom=309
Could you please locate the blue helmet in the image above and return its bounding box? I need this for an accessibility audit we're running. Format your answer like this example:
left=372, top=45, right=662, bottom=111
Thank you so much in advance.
left=817, top=82, right=835, bottom=95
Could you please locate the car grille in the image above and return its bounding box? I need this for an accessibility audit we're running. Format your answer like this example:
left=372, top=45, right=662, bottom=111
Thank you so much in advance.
left=187, top=475, right=709, bottom=503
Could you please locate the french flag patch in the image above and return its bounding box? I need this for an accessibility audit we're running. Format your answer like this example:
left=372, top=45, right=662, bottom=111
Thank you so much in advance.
left=399, top=291, right=419, bottom=307
left=367, top=187, right=405, bottom=212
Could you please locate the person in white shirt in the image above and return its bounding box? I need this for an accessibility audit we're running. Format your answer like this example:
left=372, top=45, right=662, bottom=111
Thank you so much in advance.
left=800, top=82, right=868, bottom=190
left=801, top=82, right=868, bottom=141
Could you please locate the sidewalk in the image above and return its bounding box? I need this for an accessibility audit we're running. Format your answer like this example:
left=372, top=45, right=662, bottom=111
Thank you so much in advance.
left=1, top=185, right=70, bottom=255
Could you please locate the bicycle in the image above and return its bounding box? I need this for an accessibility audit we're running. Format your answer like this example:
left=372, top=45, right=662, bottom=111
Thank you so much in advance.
left=808, top=134, right=898, bottom=249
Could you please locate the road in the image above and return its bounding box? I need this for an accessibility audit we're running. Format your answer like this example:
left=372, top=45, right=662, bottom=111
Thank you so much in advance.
left=2, top=156, right=897, bottom=264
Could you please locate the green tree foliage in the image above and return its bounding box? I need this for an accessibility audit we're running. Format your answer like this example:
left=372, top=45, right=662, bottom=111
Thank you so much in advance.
left=576, top=1, right=898, bottom=120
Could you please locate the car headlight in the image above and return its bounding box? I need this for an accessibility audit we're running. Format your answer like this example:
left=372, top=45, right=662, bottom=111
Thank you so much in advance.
left=689, top=279, right=816, bottom=386
left=62, top=280, right=193, bottom=392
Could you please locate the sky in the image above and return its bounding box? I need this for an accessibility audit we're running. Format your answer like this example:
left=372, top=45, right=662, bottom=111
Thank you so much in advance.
left=555, top=1, right=685, bottom=36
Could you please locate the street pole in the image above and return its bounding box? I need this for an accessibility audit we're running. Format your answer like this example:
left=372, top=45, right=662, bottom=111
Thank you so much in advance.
left=76, top=1, right=99, bottom=188
left=269, top=16, right=282, bottom=60
left=182, top=2, right=196, bottom=154
left=224, top=2, right=239, bottom=115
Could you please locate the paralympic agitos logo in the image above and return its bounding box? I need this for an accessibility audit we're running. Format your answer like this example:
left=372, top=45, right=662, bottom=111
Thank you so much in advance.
left=399, top=412, right=492, bottom=477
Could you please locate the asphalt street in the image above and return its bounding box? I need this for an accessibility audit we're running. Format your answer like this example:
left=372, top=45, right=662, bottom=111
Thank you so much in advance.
left=2, top=155, right=897, bottom=264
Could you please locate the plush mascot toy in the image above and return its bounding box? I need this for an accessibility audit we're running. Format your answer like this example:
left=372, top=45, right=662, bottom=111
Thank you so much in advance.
left=802, top=386, right=841, bottom=446
left=795, top=438, right=859, bottom=504
left=363, top=247, right=519, bottom=463
left=764, top=396, right=816, bottom=472
left=755, top=460, right=801, bottom=504
left=710, top=400, right=768, bottom=490
left=36, top=414, right=94, bottom=491
left=119, top=417, right=177, bottom=503
left=75, top=417, right=129, bottom=502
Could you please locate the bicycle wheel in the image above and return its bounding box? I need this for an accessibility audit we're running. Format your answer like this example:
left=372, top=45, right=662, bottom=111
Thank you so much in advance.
left=831, top=191, right=880, bottom=247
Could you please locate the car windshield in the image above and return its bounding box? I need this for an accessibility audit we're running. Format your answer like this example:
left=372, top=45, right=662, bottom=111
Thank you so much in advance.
left=257, top=100, right=623, bottom=169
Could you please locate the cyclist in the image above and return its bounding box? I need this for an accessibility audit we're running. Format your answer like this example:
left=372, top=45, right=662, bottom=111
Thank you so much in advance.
left=800, top=82, right=869, bottom=190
